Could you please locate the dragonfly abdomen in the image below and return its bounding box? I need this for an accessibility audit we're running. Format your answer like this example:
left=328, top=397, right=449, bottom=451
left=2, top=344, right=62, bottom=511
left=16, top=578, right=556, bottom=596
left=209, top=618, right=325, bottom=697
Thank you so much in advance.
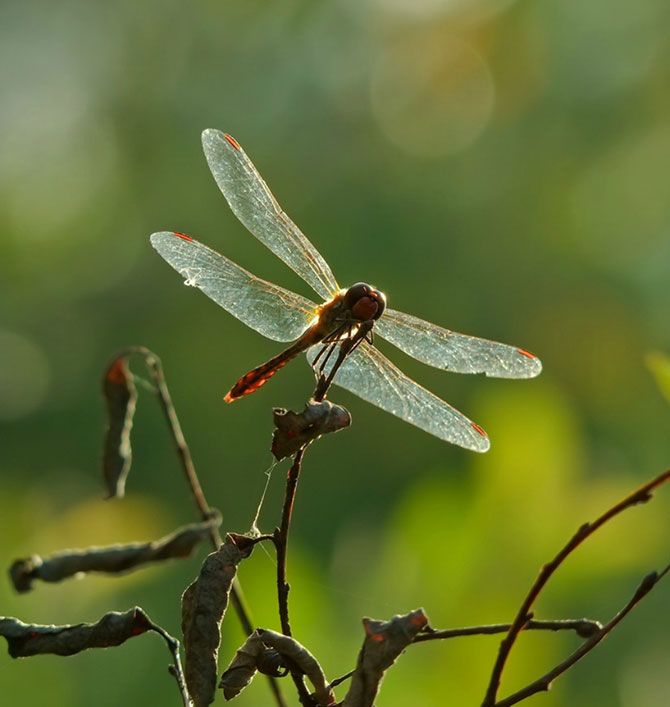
left=225, top=330, right=320, bottom=402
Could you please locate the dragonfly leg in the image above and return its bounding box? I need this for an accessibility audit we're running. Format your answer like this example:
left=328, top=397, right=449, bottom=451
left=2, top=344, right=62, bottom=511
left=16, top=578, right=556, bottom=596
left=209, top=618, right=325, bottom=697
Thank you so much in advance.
left=316, top=323, right=360, bottom=377
left=312, top=320, right=356, bottom=375
left=322, top=321, right=353, bottom=345
left=313, top=322, right=373, bottom=402
left=319, top=342, right=339, bottom=375
left=311, top=339, right=336, bottom=370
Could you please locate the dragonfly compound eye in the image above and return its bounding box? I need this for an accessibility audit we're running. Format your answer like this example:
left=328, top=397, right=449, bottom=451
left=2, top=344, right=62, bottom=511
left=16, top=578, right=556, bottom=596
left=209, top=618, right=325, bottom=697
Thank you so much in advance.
left=346, top=283, right=386, bottom=321
left=371, top=288, right=386, bottom=320
left=344, top=283, right=371, bottom=307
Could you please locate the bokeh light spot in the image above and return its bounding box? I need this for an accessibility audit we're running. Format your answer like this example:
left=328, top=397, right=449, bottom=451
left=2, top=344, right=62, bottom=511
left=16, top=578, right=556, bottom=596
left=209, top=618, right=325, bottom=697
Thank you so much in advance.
left=0, top=330, right=50, bottom=420
left=370, top=34, right=495, bottom=157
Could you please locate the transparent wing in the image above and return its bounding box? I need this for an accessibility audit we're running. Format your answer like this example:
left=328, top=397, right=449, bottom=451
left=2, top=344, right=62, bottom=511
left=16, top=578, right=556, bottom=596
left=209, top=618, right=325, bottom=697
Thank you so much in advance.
left=306, top=340, right=490, bottom=452
left=201, top=129, right=340, bottom=302
left=151, top=232, right=318, bottom=342
left=376, top=308, right=542, bottom=379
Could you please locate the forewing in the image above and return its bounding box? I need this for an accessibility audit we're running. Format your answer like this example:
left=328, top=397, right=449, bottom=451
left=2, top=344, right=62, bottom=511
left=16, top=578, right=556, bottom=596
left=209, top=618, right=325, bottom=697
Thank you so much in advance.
left=151, top=232, right=317, bottom=342
left=306, top=340, right=490, bottom=452
left=376, top=309, right=542, bottom=379
left=201, top=129, right=340, bottom=302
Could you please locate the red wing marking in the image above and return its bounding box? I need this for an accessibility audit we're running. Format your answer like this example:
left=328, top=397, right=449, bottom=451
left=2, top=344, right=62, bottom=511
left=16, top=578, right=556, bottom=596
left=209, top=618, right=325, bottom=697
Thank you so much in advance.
left=517, top=349, right=536, bottom=359
left=471, top=423, right=487, bottom=438
left=223, top=134, right=241, bottom=150
left=174, top=232, right=194, bottom=241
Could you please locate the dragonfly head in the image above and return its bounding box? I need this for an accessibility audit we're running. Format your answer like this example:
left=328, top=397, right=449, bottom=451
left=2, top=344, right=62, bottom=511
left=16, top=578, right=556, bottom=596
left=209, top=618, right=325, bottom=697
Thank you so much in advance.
left=344, top=282, right=387, bottom=322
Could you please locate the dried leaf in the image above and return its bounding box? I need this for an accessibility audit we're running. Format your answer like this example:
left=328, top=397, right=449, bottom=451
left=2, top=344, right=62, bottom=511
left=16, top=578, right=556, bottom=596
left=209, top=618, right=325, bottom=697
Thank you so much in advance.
left=219, top=629, right=333, bottom=704
left=9, top=515, right=221, bottom=593
left=343, top=609, right=428, bottom=707
left=102, top=355, right=137, bottom=498
left=181, top=534, right=256, bottom=706
left=219, top=633, right=266, bottom=700
left=0, top=607, right=152, bottom=658
left=257, top=629, right=334, bottom=706
left=271, top=399, right=351, bottom=460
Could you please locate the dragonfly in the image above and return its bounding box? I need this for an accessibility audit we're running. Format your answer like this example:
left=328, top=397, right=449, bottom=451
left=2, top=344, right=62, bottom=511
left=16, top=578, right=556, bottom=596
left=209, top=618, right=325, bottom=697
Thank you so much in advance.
left=150, top=129, right=541, bottom=452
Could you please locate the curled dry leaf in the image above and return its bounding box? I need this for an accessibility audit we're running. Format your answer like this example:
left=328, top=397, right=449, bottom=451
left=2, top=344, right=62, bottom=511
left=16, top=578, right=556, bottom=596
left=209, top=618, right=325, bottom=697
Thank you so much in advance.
left=271, top=399, right=351, bottom=460
left=9, top=515, right=222, bottom=593
left=219, top=632, right=266, bottom=701
left=343, top=608, right=428, bottom=707
left=257, top=629, right=335, bottom=706
left=181, top=533, right=256, bottom=707
left=102, top=355, right=137, bottom=498
left=0, top=607, right=152, bottom=658
left=220, top=629, right=334, bottom=705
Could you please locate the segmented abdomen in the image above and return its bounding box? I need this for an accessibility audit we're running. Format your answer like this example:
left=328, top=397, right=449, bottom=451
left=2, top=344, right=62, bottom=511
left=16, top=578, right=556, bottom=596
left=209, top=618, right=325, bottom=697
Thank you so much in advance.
left=224, top=335, right=316, bottom=402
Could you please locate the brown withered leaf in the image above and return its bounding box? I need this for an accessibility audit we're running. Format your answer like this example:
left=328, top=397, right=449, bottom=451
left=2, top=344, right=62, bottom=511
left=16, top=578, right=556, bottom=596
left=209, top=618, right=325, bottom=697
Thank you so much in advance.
left=220, top=629, right=334, bottom=704
left=219, top=632, right=266, bottom=700
left=257, top=629, right=334, bottom=706
left=102, top=354, right=137, bottom=498
left=181, top=533, right=256, bottom=707
left=342, top=608, right=428, bottom=707
left=9, top=515, right=221, bottom=593
left=0, top=607, right=152, bottom=658
left=271, top=399, right=351, bottom=460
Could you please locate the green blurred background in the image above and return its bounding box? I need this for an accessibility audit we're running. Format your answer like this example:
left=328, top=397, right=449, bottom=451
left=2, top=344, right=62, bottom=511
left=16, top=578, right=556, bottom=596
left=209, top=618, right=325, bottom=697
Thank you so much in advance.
left=2, top=0, right=669, bottom=704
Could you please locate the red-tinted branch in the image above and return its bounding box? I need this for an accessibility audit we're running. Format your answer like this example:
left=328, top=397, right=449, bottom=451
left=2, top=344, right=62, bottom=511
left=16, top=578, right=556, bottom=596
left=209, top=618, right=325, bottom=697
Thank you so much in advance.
left=275, top=446, right=306, bottom=639
left=482, top=469, right=670, bottom=707
left=273, top=446, right=314, bottom=706
left=495, top=566, right=670, bottom=706
left=413, top=618, right=602, bottom=643
left=329, top=618, right=602, bottom=693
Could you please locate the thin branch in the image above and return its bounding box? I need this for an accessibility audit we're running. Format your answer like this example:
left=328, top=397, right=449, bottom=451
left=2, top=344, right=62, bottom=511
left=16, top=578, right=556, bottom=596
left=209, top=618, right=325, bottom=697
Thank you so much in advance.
left=144, top=352, right=211, bottom=523
left=495, top=566, right=670, bottom=707
left=145, top=617, right=192, bottom=707
left=328, top=618, right=602, bottom=693
left=275, top=446, right=307, bottom=639
left=273, top=446, right=314, bottom=706
left=328, top=670, right=355, bottom=690
left=144, top=351, right=257, bottom=622
left=482, top=468, right=670, bottom=707
left=138, top=348, right=285, bottom=707
left=413, top=618, right=603, bottom=643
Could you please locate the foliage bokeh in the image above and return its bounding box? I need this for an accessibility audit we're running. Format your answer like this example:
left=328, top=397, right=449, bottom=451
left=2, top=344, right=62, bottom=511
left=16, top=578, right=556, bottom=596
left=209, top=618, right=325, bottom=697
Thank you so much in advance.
left=1, top=0, right=669, bottom=704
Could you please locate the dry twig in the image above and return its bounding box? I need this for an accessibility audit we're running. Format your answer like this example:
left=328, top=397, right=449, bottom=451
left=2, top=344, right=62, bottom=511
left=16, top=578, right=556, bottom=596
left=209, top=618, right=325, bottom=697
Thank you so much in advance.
left=482, top=469, right=670, bottom=706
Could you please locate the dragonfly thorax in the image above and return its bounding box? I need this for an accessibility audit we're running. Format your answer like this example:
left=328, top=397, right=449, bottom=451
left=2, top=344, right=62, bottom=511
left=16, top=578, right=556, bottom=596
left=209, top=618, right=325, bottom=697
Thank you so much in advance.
left=343, top=282, right=386, bottom=322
